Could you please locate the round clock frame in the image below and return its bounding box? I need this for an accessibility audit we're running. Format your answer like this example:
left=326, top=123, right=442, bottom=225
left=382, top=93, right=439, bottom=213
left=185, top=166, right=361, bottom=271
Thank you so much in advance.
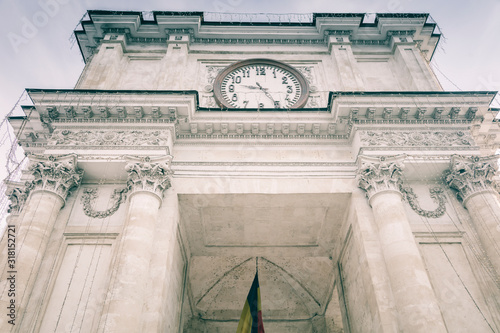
left=213, top=58, right=310, bottom=109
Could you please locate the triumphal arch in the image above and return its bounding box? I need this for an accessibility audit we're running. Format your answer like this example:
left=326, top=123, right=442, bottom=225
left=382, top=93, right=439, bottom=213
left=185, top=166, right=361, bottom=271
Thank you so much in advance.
left=1, top=11, right=500, bottom=332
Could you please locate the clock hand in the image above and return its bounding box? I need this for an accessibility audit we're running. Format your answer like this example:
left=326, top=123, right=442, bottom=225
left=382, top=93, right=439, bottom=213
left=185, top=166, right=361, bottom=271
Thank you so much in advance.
left=255, top=82, right=266, bottom=91
left=241, top=85, right=260, bottom=90
left=256, top=82, right=276, bottom=103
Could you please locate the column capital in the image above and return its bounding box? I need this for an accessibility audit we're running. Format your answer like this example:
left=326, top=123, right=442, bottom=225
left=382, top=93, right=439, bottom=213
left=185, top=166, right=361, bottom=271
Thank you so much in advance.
left=357, top=155, right=406, bottom=202
left=27, top=154, right=83, bottom=202
left=125, top=155, right=173, bottom=201
left=5, top=180, right=32, bottom=215
left=445, top=155, right=499, bottom=203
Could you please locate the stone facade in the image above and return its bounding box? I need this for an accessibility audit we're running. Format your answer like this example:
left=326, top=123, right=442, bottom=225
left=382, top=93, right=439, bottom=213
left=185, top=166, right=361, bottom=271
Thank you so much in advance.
left=1, top=11, right=500, bottom=332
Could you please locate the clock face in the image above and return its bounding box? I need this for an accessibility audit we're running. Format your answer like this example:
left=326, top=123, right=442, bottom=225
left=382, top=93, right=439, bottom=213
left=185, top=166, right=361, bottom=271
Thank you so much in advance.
left=213, top=59, right=309, bottom=109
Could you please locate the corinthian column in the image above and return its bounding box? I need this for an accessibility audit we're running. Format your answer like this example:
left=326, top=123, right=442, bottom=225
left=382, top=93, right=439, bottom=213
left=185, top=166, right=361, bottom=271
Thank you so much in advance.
left=357, top=155, right=447, bottom=333
left=0, top=154, right=82, bottom=331
left=445, top=155, right=500, bottom=277
left=103, top=155, right=173, bottom=333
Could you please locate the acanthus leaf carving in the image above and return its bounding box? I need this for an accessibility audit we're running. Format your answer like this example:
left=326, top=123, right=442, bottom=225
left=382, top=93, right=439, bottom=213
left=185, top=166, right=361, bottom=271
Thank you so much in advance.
left=357, top=155, right=405, bottom=200
left=6, top=181, right=33, bottom=215
left=125, top=156, right=173, bottom=200
left=28, top=154, right=83, bottom=201
left=82, top=188, right=128, bottom=219
left=444, top=155, right=498, bottom=203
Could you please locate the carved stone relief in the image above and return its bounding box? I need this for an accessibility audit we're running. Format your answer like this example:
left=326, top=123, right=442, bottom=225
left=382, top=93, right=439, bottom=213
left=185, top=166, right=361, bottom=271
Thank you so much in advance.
left=49, top=130, right=171, bottom=147
left=358, top=155, right=448, bottom=217
left=357, top=155, right=405, bottom=200
left=81, top=188, right=128, bottom=218
left=28, top=154, right=83, bottom=201
left=296, top=66, right=322, bottom=108
left=6, top=182, right=33, bottom=215
left=203, top=66, right=225, bottom=107
left=359, top=131, right=473, bottom=147
left=296, top=66, right=314, bottom=85
left=400, top=186, right=447, bottom=218
left=444, top=155, right=498, bottom=202
left=125, top=156, right=173, bottom=199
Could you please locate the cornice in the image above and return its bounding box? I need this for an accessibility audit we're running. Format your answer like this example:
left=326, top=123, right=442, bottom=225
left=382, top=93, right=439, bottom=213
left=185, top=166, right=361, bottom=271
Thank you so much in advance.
left=75, top=11, right=440, bottom=62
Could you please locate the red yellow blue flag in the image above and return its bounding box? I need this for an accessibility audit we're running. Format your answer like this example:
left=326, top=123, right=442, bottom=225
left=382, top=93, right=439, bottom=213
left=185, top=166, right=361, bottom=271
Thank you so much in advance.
left=236, top=272, right=264, bottom=333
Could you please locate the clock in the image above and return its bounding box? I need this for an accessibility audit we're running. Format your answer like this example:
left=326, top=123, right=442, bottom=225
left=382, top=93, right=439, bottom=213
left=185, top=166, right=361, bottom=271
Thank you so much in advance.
left=213, top=59, right=309, bottom=109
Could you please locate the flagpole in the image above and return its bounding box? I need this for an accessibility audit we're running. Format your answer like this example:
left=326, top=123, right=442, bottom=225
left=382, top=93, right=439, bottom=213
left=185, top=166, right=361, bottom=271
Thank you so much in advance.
left=256, top=256, right=259, bottom=275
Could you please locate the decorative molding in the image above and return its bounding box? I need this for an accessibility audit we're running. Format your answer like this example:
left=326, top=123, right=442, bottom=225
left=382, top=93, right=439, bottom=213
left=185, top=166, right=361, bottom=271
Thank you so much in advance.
left=49, top=118, right=173, bottom=124
left=193, top=29, right=413, bottom=46
left=81, top=188, right=128, bottom=219
left=125, top=155, right=173, bottom=199
left=49, top=129, right=171, bottom=147
left=206, top=66, right=225, bottom=85
left=296, top=66, right=314, bottom=84
left=357, top=155, right=406, bottom=201
left=400, top=186, right=447, bottom=218
left=27, top=154, right=83, bottom=201
left=359, top=130, right=473, bottom=147
left=444, top=155, right=499, bottom=203
left=194, top=37, right=325, bottom=45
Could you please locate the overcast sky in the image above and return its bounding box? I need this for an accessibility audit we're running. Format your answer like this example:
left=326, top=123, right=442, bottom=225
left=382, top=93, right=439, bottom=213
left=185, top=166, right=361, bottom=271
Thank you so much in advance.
left=0, top=0, right=499, bottom=176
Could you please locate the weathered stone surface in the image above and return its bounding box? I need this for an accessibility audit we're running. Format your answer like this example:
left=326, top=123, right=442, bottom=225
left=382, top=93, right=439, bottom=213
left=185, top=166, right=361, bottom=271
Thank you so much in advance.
left=4, top=11, right=500, bottom=333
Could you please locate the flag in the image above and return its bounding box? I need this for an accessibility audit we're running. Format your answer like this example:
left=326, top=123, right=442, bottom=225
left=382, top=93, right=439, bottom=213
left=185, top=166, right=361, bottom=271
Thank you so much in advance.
left=236, top=272, right=265, bottom=333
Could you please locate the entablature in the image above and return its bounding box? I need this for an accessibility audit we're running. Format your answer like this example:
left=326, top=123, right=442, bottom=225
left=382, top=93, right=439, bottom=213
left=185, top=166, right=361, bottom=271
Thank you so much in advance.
left=9, top=89, right=498, bottom=157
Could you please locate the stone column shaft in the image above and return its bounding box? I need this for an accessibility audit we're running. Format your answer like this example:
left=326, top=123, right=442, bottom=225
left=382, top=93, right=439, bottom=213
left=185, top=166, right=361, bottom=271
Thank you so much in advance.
left=370, top=191, right=446, bottom=332
left=446, top=155, right=500, bottom=277
left=358, top=155, right=447, bottom=333
left=14, top=191, right=64, bottom=302
left=102, top=155, right=172, bottom=333
left=0, top=154, right=81, bottom=332
left=104, top=191, right=161, bottom=332
left=464, top=193, right=500, bottom=275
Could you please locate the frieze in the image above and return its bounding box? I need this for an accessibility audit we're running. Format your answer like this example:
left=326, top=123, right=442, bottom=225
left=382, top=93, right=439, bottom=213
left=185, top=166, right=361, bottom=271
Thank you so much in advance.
left=81, top=188, right=128, bottom=219
left=359, top=131, right=473, bottom=147
left=49, top=129, right=171, bottom=147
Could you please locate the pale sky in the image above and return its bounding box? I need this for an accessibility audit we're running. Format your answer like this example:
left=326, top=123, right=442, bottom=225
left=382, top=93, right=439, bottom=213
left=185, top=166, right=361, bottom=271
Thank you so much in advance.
left=0, top=0, right=499, bottom=183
